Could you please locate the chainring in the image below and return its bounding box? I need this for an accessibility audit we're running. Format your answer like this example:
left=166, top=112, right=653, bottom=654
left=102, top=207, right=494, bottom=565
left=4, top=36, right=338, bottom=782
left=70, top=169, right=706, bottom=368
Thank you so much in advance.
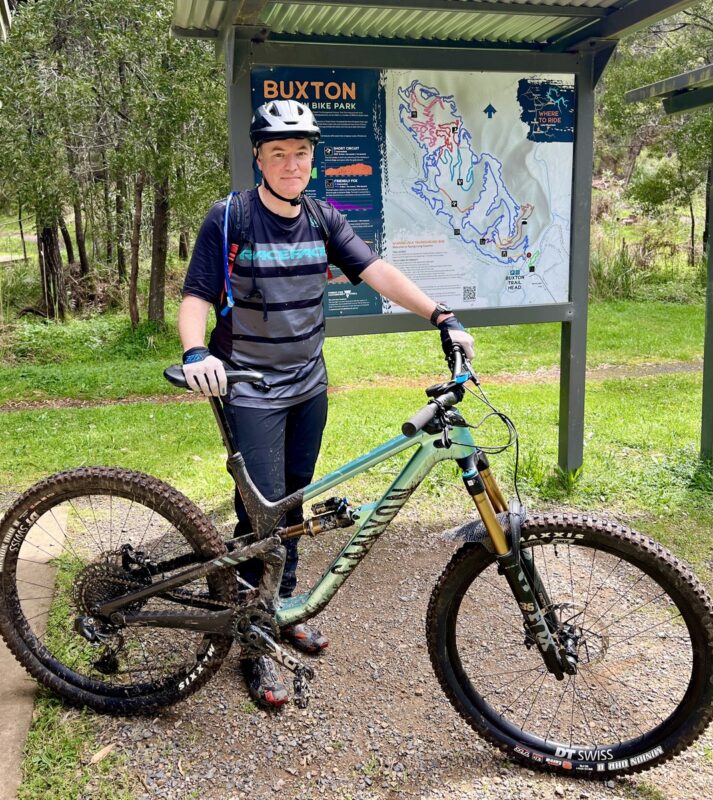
left=233, top=606, right=279, bottom=656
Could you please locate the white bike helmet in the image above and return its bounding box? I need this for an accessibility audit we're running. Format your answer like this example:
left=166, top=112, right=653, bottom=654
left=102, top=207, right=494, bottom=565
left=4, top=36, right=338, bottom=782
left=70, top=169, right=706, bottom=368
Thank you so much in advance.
left=250, top=100, right=321, bottom=146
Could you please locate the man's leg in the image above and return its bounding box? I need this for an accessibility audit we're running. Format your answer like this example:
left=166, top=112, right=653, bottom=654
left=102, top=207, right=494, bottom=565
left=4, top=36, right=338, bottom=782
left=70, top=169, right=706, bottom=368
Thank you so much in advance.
left=222, top=403, right=288, bottom=590
left=222, top=403, right=290, bottom=707
left=280, top=392, right=330, bottom=653
left=281, top=391, right=328, bottom=596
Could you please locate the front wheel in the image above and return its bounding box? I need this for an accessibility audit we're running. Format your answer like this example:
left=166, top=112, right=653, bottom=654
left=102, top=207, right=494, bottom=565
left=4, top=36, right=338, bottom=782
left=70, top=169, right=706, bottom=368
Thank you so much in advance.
left=427, top=513, right=713, bottom=778
left=0, top=468, right=237, bottom=714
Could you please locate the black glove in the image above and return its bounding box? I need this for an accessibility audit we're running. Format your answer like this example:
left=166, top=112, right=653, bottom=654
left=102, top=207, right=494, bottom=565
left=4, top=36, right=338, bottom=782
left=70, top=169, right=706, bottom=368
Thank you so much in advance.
left=438, top=316, right=475, bottom=360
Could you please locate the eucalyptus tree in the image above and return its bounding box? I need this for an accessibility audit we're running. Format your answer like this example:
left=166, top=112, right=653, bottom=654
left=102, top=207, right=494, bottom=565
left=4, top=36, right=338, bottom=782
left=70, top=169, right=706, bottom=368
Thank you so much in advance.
left=1, top=0, right=228, bottom=324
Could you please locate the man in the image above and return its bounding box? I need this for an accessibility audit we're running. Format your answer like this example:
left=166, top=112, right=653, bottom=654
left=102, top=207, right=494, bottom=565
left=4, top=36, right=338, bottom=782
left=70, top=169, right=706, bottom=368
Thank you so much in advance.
left=178, top=100, right=474, bottom=708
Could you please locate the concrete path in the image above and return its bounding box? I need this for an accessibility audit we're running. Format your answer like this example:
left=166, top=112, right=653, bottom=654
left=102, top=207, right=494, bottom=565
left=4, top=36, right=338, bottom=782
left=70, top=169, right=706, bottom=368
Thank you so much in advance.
left=0, top=507, right=66, bottom=800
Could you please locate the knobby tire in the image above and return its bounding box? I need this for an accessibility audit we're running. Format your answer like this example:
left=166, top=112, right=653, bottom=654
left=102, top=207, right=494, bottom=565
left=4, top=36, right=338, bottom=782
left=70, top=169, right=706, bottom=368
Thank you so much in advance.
left=427, top=512, right=713, bottom=779
left=0, top=467, right=237, bottom=714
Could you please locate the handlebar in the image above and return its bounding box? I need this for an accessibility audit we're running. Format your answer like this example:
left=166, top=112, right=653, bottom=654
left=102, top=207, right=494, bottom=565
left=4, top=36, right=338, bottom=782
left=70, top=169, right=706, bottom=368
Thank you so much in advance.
left=401, top=346, right=473, bottom=438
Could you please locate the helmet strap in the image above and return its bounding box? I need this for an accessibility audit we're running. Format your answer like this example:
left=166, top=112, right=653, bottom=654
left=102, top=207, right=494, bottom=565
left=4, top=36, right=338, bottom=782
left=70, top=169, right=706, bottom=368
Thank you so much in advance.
left=263, top=178, right=303, bottom=207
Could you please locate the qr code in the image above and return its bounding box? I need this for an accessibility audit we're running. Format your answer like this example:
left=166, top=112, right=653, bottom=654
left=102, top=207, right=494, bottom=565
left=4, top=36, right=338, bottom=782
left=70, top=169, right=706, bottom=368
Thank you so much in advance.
left=463, top=285, right=477, bottom=301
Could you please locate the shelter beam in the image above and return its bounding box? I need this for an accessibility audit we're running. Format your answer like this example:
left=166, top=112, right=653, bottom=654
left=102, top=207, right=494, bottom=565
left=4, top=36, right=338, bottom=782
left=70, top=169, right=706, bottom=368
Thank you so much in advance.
left=251, top=39, right=581, bottom=72
left=664, top=86, right=713, bottom=115
left=226, top=32, right=255, bottom=190
left=548, top=0, right=694, bottom=52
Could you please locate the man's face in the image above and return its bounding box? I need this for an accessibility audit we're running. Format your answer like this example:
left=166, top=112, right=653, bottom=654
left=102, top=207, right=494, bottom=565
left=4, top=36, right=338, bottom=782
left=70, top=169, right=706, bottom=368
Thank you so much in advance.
left=255, top=138, right=313, bottom=199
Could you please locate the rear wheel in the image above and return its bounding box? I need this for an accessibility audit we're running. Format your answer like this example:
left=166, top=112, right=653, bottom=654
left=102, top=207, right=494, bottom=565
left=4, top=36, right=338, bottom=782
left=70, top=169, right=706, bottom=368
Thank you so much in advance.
left=0, top=468, right=236, bottom=713
left=427, top=513, right=713, bottom=778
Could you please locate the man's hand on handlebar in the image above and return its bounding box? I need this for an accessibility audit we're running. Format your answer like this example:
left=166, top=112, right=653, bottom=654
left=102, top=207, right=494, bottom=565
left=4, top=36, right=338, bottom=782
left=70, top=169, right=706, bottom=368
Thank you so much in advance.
left=437, top=316, right=475, bottom=361
left=182, top=347, right=228, bottom=397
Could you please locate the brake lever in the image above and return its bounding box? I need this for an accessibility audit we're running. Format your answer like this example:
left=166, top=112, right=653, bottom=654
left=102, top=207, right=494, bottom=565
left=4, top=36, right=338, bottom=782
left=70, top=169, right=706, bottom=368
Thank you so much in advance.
left=463, top=358, right=480, bottom=387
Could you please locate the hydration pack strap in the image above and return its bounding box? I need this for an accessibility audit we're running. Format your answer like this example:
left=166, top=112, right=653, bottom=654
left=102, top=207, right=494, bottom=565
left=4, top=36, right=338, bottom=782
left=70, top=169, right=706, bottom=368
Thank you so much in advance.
left=220, top=191, right=254, bottom=316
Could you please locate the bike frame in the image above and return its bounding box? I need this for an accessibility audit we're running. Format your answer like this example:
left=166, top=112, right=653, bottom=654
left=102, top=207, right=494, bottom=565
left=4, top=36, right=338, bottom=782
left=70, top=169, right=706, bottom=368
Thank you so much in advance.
left=97, top=424, right=476, bottom=626
left=275, top=425, right=476, bottom=626
left=96, top=380, right=566, bottom=678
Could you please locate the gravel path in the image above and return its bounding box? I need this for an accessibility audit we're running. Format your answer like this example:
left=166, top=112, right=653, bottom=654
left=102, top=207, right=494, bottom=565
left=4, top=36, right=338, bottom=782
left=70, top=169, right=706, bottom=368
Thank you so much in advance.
left=79, top=510, right=712, bottom=800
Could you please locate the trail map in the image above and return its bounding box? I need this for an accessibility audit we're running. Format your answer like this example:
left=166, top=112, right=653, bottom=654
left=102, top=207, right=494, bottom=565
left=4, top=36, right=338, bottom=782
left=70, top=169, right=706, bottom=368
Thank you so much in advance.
left=383, top=70, right=575, bottom=311
left=251, top=66, right=575, bottom=318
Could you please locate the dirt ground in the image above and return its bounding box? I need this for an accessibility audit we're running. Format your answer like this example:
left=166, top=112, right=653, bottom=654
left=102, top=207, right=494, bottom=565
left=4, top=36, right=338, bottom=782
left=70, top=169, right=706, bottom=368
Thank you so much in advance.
left=83, top=510, right=713, bottom=800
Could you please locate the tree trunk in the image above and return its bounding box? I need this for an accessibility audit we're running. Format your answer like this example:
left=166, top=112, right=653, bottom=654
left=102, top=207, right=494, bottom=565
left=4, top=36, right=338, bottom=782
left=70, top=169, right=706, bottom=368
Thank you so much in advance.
left=148, top=177, right=169, bottom=324
left=18, top=202, right=27, bottom=261
left=73, top=197, right=90, bottom=277
left=59, top=215, right=75, bottom=264
left=178, top=230, right=190, bottom=260
left=624, top=140, right=644, bottom=187
left=116, top=175, right=127, bottom=283
left=129, top=172, right=145, bottom=329
left=100, top=154, right=113, bottom=266
left=689, top=197, right=696, bottom=267
left=37, top=220, right=66, bottom=320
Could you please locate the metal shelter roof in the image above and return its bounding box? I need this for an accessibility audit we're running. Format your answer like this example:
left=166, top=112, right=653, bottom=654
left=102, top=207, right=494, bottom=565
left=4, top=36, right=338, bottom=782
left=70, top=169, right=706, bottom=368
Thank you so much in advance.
left=172, top=0, right=696, bottom=52
left=625, top=63, right=713, bottom=115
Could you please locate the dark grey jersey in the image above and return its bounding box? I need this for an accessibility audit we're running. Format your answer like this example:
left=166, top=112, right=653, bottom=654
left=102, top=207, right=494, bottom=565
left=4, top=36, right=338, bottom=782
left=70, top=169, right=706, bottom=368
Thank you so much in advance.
left=183, top=189, right=378, bottom=407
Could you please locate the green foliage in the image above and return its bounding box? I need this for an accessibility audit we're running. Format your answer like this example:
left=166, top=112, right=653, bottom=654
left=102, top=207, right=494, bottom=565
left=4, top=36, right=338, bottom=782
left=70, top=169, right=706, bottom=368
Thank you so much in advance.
left=0, top=0, right=229, bottom=321
left=596, top=4, right=713, bottom=266
left=627, top=159, right=696, bottom=216
left=0, top=301, right=705, bottom=403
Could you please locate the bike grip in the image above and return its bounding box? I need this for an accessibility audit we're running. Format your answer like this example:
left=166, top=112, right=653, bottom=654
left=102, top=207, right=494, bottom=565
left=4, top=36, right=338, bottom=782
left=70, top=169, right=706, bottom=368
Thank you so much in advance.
left=451, top=346, right=463, bottom=379
left=402, top=402, right=439, bottom=437
left=163, top=364, right=264, bottom=389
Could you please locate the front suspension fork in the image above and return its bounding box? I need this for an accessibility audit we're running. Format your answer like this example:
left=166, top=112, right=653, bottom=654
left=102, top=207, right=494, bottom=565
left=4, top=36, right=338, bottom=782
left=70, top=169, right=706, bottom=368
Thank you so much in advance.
left=459, top=453, right=570, bottom=680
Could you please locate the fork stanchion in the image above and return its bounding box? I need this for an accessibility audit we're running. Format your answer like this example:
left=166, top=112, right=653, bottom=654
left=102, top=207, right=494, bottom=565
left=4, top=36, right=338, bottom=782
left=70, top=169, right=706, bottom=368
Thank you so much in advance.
left=476, top=452, right=508, bottom=513
left=461, top=470, right=510, bottom=556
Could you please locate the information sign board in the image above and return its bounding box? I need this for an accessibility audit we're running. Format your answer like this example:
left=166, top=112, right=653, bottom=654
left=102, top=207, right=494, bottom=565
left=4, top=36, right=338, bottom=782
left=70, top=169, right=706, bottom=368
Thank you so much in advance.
left=252, top=67, right=575, bottom=318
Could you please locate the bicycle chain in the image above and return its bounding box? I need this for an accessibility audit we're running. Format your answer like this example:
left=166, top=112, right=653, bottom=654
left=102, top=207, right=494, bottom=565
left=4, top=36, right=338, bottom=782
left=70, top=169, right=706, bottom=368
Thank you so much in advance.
left=73, top=555, right=282, bottom=651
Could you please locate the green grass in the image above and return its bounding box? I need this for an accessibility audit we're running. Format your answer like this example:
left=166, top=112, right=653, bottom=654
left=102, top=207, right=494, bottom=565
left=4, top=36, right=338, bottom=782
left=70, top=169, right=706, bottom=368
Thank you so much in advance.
left=2, top=299, right=712, bottom=799
left=2, top=372, right=712, bottom=583
left=18, top=695, right=133, bottom=800
left=0, top=301, right=704, bottom=403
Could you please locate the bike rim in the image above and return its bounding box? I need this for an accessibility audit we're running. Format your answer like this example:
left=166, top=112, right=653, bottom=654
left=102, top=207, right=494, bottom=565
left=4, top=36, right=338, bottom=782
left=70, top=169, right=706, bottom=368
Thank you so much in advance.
left=1, top=485, right=230, bottom=698
left=447, top=537, right=704, bottom=763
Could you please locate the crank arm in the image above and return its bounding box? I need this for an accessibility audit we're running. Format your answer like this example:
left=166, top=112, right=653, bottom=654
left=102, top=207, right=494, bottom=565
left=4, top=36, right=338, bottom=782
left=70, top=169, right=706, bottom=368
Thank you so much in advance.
left=246, top=624, right=315, bottom=708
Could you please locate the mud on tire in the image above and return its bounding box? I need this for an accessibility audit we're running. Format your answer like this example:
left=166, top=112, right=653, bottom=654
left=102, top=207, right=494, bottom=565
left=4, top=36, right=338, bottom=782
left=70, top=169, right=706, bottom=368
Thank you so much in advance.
left=0, top=467, right=237, bottom=714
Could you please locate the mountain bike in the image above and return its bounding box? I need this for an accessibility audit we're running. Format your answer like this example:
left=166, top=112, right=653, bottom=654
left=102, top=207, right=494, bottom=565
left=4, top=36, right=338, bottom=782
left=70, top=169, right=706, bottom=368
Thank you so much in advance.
left=1, top=348, right=712, bottom=779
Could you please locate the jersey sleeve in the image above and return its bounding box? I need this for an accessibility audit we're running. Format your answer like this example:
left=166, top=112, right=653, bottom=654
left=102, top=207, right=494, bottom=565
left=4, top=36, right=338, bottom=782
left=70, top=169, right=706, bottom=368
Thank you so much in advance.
left=324, top=205, right=379, bottom=285
left=182, top=202, right=226, bottom=304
